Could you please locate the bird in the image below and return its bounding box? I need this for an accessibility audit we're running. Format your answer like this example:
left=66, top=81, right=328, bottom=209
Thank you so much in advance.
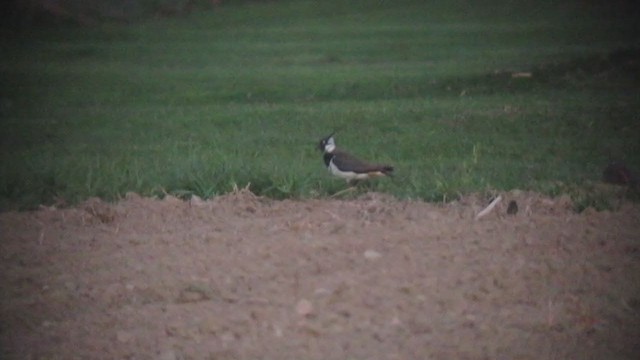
left=318, top=132, right=394, bottom=185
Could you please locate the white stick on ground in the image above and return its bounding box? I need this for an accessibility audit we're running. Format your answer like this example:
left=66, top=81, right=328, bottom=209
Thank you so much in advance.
left=475, top=195, right=502, bottom=220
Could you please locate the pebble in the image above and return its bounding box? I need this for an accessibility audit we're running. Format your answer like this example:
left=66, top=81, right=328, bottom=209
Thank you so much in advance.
left=364, top=249, right=382, bottom=260
left=295, top=299, right=314, bottom=316
left=190, top=195, right=207, bottom=207
left=273, top=324, right=283, bottom=338
left=313, top=287, right=330, bottom=297
left=116, top=330, right=133, bottom=343
left=158, top=350, right=178, bottom=360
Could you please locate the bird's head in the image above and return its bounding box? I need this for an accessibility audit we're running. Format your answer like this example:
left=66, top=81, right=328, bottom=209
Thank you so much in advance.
left=318, top=132, right=336, bottom=153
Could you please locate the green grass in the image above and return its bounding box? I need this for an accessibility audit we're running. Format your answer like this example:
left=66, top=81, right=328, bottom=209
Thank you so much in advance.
left=1, top=0, right=639, bottom=210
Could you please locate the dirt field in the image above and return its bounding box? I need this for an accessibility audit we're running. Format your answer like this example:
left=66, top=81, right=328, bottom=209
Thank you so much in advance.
left=1, top=190, right=639, bottom=360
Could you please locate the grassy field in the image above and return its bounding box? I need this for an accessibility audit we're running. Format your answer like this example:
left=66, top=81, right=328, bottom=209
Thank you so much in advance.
left=1, top=0, right=639, bottom=210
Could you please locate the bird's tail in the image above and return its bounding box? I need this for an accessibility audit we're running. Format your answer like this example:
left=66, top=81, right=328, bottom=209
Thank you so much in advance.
left=380, top=165, right=394, bottom=176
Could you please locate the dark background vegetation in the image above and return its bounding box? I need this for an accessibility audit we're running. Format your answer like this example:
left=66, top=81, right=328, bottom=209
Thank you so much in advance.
left=2, top=0, right=220, bottom=26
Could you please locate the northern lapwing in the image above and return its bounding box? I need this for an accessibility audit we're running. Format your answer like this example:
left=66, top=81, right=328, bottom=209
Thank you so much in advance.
left=318, top=132, right=394, bottom=185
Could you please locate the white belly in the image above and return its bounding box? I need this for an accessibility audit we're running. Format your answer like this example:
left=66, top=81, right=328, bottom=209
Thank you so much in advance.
left=328, top=159, right=370, bottom=180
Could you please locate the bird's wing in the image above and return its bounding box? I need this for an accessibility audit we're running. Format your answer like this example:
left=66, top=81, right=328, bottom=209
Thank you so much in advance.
left=332, top=150, right=391, bottom=174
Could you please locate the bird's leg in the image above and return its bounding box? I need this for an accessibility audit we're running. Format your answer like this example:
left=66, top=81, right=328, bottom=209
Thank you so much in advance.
left=330, top=179, right=359, bottom=198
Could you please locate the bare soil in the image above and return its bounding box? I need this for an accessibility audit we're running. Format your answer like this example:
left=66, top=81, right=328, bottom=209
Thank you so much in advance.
left=1, top=190, right=639, bottom=360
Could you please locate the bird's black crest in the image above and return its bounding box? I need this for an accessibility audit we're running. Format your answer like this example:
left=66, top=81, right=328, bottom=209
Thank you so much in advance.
left=317, top=131, right=336, bottom=151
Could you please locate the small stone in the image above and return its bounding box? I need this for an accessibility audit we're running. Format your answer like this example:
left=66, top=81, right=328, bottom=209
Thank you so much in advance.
left=296, top=299, right=314, bottom=316
left=163, top=195, right=181, bottom=203
left=364, top=249, right=382, bottom=260
left=190, top=195, right=206, bottom=207
left=313, top=288, right=330, bottom=297
left=273, top=325, right=283, bottom=338
left=125, top=284, right=135, bottom=291
left=116, top=330, right=133, bottom=343
left=220, top=332, right=235, bottom=343
left=158, top=350, right=177, bottom=360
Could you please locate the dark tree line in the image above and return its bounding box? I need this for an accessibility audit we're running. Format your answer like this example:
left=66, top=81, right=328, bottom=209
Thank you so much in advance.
left=0, top=0, right=271, bottom=27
